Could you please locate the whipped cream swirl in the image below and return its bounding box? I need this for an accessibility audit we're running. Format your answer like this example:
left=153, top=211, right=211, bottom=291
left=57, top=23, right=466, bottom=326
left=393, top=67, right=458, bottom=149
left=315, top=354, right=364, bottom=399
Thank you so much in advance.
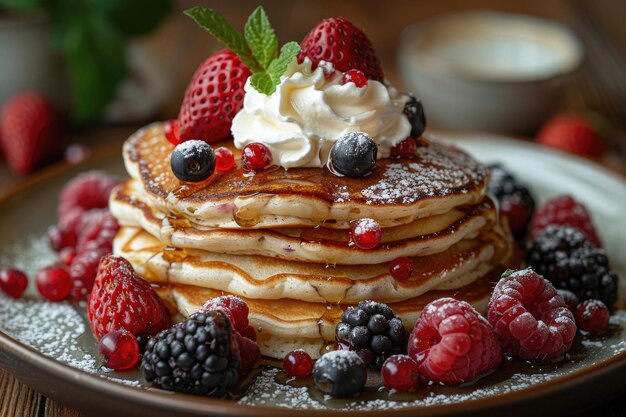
left=231, top=58, right=411, bottom=169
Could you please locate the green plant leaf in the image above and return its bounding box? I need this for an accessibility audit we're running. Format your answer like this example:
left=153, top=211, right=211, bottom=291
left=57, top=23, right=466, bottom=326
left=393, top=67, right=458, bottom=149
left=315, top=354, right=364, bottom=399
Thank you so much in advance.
left=244, top=6, right=277, bottom=69
left=267, top=41, right=300, bottom=80
left=249, top=71, right=275, bottom=95
left=184, top=6, right=260, bottom=72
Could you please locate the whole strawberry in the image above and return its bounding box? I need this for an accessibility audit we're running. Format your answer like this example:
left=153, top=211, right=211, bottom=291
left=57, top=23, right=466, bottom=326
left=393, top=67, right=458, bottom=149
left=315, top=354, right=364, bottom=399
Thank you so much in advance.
left=299, top=17, right=383, bottom=81
left=536, top=114, right=605, bottom=158
left=88, top=255, right=170, bottom=339
left=178, top=50, right=251, bottom=143
left=0, top=92, right=61, bottom=175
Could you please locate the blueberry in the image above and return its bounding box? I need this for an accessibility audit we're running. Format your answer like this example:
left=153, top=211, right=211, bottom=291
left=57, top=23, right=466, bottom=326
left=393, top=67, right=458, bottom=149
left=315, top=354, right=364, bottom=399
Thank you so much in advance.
left=312, top=351, right=367, bottom=397
left=170, top=140, right=215, bottom=182
left=329, top=132, right=377, bottom=177
left=403, top=95, right=426, bottom=138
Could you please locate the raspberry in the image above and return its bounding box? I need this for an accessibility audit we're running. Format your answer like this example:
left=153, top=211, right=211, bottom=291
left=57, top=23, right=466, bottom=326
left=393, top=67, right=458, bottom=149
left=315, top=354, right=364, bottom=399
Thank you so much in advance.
left=141, top=310, right=240, bottom=396
left=235, top=331, right=261, bottom=374
left=487, top=269, right=577, bottom=361
left=381, top=354, right=420, bottom=391
left=164, top=119, right=180, bottom=145
left=283, top=350, right=313, bottom=378
left=557, top=289, right=579, bottom=314
left=350, top=218, right=382, bottom=250
left=342, top=69, right=368, bottom=88
left=576, top=299, right=610, bottom=333
left=75, top=209, right=119, bottom=252
left=530, top=195, right=602, bottom=247
left=527, top=225, right=618, bottom=306
left=336, top=300, right=408, bottom=369
left=36, top=266, right=72, bottom=302
left=0, top=268, right=28, bottom=299
left=242, top=143, right=272, bottom=172
left=389, top=257, right=414, bottom=280
left=487, top=164, right=535, bottom=237
left=69, top=246, right=109, bottom=300
left=408, top=298, right=502, bottom=384
left=390, top=137, right=417, bottom=159
left=239, top=325, right=257, bottom=341
left=88, top=255, right=170, bottom=339
left=214, top=147, right=236, bottom=172
left=98, top=329, right=140, bottom=370
left=58, top=172, right=120, bottom=222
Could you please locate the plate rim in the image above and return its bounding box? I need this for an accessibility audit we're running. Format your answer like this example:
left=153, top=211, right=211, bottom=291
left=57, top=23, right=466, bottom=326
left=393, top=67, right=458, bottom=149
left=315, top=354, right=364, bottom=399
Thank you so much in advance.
left=1, top=132, right=625, bottom=416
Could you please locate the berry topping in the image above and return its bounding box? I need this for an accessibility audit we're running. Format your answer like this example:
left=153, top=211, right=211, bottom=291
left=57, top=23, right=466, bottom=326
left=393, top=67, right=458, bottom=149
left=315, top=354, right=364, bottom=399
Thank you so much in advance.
left=0, top=268, right=28, bottom=299
left=350, top=218, right=382, bottom=250
left=214, top=147, right=236, bottom=172
left=141, top=310, right=240, bottom=396
left=36, top=266, right=72, bottom=302
left=557, top=289, right=579, bottom=314
left=403, top=96, right=426, bottom=138
left=408, top=298, right=502, bottom=384
left=178, top=50, right=251, bottom=143
left=389, top=257, right=414, bottom=281
left=75, top=209, right=119, bottom=253
left=390, top=137, right=417, bottom=159
left=487, top=164, right=535, bottom=237
left=381, top=354, right=420, bottom=392
left=283, top=350, right=314, bottom=378
left=0, top=92, right=61, bottom=175
left=171, top=140, right=216, bottom=182
left=59, top=247, right=76, bottom=266
left=487, top=269, right=577, bottom=361
left=164, top=119, right=180, bottom=145
left=48, top=225, right=68, bottom=251
left=527, top=225, right=618, bottom=306
left=98, top=329, right=140, bottom=370
left=242, top=142, right=273, bottom=172
left=530, top=195, right=602, bottom=247
left=69, top=246, right=110, bottom=300
left=299, top=17, right=383, bottom=81
left=329, top=132, right=377, bottom=177
left=88, top=255, right=170, bottom=339
left=234, top=331, right=260, bottom=374
left=575, top=299, right=610, bottom=333
left=312, top=350, right=367, bottom=398
left=58, top=171, right=120, bottom=222
left=536, top=113, right=605, bottom=158
left=342, top=69, right=368, bottom=88
left=336, top=300, right=408, bottom=369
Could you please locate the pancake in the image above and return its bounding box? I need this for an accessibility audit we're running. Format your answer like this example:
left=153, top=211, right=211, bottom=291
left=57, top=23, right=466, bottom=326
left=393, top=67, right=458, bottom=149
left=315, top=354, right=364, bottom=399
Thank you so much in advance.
left=111, top=180, right=498, bottom=265
left=114, top=224, right=512, bottom=303
left=124, top=123, right=489, bottom=229
left=162, top=272, right=497, bottom=359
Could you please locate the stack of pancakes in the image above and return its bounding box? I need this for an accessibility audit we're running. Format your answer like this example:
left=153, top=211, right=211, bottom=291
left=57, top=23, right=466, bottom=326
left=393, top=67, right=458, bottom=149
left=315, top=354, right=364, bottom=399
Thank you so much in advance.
left=110, top=123, right=514, bottom=359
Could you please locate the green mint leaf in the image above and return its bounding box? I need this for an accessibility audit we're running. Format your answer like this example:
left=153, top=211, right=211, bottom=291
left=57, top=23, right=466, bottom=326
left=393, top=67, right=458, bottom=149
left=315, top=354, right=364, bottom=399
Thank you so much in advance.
left=266, top=41, right=300, bottom=79
left=244, top=6, right=278, bottom=69
left=249, top=72, right=275, bottom=95
left=184, top=6, right=261, bottom=72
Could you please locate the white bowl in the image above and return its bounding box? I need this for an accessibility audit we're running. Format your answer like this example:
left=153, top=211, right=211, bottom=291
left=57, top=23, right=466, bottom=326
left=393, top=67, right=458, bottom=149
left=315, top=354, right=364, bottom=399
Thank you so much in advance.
left=398, top=12, right=584, bottom=134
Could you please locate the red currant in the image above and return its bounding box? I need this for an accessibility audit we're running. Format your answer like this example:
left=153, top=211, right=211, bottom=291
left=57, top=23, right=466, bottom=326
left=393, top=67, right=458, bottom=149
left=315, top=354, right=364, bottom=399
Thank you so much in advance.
left=381, top=354, right=420, bottom=391
left=390, top=137, right=417, bottom=159
left=576, top=299, right=610, bottom=333
left=0, top=269, right=28, bottom=299
left=283, top=350, right=313, bottom=378
left=242, top=143, right=272, bottom=172
left=214, top=147, right=236, bottom=172
left=98, top=329, right=140, bottom=370
left=350, top=218, right=382, bottom=250
left=389, top=257, right=414, bottom=280
left=36, top=266, right=72, bottom=301
left=48, top=225, right=69, bottom=252
left=59, top=247, right=77, bottom=266
left=342, top=69, right=368, bottom=88
left=164, top=119, right=180, bottom=145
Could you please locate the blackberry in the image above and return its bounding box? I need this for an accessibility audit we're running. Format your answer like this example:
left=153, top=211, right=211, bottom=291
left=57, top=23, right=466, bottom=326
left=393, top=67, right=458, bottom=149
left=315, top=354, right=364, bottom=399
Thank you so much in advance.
left=487, top=164, right=535, bottom=237
left=527, top=225, right=618, bottom=307
left=403, top=95, right=426, bottom=138
left=335, top=300, right=408, bottom=369
left=141, top=310, right=240, bottom=397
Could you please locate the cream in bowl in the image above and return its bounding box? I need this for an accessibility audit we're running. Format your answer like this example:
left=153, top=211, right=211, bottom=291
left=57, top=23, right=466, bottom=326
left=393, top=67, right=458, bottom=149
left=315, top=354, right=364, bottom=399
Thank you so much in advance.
left=398, top=12, right=584, bottom=133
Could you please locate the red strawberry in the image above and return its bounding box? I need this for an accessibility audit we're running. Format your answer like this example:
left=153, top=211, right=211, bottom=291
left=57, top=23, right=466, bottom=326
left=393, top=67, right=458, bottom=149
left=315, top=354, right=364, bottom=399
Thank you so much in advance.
left=88, top=255, right=171, bottom=339
left=0, top=92, right=61, bottom=175
left=298, top=17, right=383, bottom=81
left=536, top=114, right=605, bottom=158
left=178, top=50, right=251, bottom=143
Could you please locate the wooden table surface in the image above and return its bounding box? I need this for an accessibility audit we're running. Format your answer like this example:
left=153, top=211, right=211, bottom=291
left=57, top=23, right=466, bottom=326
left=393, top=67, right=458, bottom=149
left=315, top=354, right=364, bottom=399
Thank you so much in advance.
left=1, top=0, right=625, bottom=416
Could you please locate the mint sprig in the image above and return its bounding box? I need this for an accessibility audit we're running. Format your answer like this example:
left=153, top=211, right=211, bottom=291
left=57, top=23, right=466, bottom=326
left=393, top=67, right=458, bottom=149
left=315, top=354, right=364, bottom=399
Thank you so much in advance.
left=184, top=6, right=300, bottom=95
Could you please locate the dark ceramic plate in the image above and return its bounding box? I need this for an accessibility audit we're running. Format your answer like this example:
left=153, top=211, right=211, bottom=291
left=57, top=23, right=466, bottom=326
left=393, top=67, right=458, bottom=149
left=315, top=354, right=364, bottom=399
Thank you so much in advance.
left=1, top=133, right=625, bottom=417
